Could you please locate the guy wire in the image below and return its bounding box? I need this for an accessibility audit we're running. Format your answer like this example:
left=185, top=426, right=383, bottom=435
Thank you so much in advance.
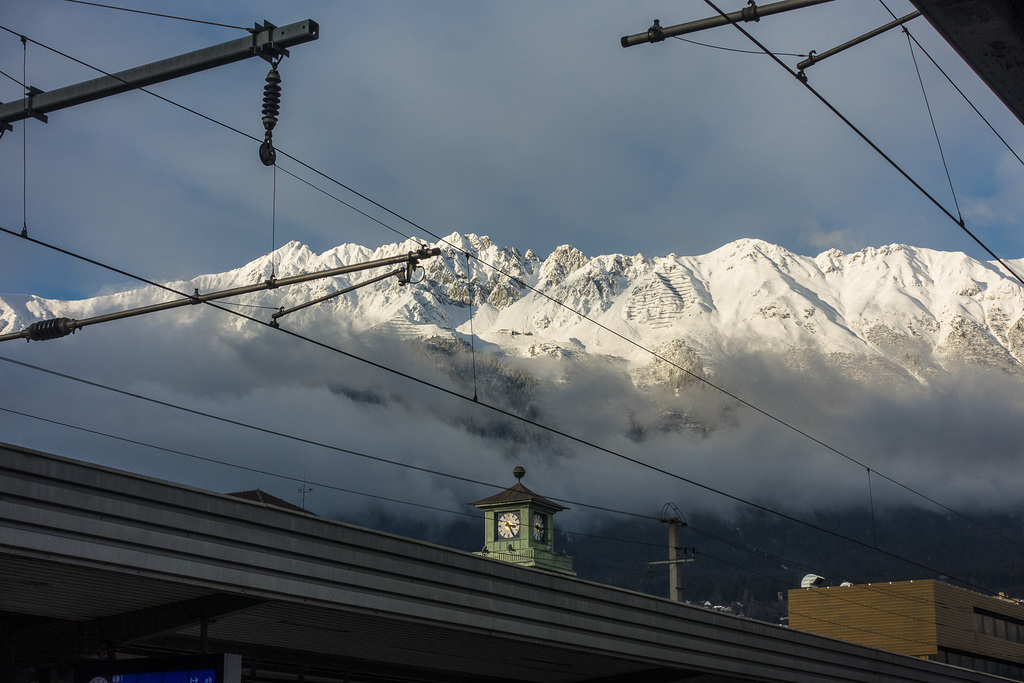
left=21, top=34, right=27, bottom=237
left=272, top=162, right=277, bottom=278
left=699, top=0, right=1024, bottom=288
left=466, top=250, right=478, bottom=402
left=867, top=468, right=878, bottom=549
left=905, top=27, right=961, bottom=223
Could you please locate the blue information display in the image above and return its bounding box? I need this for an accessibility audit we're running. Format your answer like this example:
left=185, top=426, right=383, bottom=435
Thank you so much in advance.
left=76, top=654, right=239, bottom=683
left=91, top=669, right=216, bottom=683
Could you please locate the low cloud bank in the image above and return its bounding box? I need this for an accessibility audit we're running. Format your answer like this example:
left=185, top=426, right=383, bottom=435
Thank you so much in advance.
left=2, top=310, right=1021, bottom=535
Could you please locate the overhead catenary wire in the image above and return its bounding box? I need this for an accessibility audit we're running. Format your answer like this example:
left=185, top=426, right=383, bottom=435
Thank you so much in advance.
left=2, top=21, right=1022, bottom=588
left=0, top=52, right=1011, bottom=567
left=466, top=250, right=479, bottom=402
left=271, top=163, right=277, bottom=278
left=697, top=551, right=943, bottom=648
left=673, top=35, right=808, bottom=57
left=20, top=33, right=27, bottom=236
left=0, top=66, right=24, bottom=88
left=0, top=270, right=1000, bottom=580
left=0, top=23, right=1018, bottom=553
left=0, top=404, right=675, bottom=551
left=0, top=230, right=1015, bottom=598
left=2, top=401, right=1002, bottom=642
left=249, top=168, right=1013, bottom=560
left=0, top=23, right=281, bottom=138
left=0, top=16, right=1020, bottom=640
left=693, top=0, right=1024, bottom=288
left=0, top=396, right=1002, bottom=615
left=874, top=0, right=1024, bottom=170
left=0, top=402, right=746, bottom=570
left=3, top=16, right=1021, bottom=289
left=0, top=238, right=440, bottom=342
left=260, top=149, right=1024, bottom=553
left=60, top=0, right=251, bottom=32
left=904, top=26, right=962, bottom=223
left=0, top=406, right=483, bottom=523
left=2, top=303, right=1019, bottom=619
left=901, top=23, right=1024, bottom=170
left=0, top=362, right=655, bottom=523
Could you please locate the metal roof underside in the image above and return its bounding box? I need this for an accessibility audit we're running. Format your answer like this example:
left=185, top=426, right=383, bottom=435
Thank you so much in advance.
left=910, top=0, right=1024, bottom=125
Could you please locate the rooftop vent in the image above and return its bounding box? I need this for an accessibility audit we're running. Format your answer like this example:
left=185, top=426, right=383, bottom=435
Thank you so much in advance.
left=801, top=573, right=825, bottom=588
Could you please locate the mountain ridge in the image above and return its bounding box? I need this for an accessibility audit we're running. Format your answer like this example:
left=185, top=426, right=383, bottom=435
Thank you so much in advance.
left=2, top=234, right=1023, bottom=388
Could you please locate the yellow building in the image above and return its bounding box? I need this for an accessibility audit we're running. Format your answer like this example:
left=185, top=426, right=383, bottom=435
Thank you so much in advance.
left=789, top=579, right=1024, bottom=680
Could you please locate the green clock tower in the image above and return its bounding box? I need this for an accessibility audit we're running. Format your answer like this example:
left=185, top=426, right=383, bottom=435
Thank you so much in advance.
left=472, top=466, right=575, bottom=575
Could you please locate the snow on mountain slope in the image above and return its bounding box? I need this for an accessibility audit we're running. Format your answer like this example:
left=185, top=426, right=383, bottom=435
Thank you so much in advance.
left=2, top=235, right=1022, bottom=387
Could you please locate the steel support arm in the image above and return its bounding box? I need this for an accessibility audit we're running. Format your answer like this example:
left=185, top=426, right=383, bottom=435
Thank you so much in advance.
left=271, top=267, right=405, bottom=324
left=0, top=247, right=441, bottom=342
left=620, top=0, right=833, bottom=47
left=797, top=11, right=920, bottom=72
left=0, top=19, right=319, bottom=126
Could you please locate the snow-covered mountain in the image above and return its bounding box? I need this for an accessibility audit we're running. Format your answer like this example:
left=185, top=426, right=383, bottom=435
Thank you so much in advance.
left=3, top=234, right=1024, bottom=388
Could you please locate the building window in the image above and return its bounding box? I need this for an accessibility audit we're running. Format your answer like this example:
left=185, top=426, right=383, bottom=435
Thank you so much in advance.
left=975, top=608, right=1024, bottom=645
left=940, top=649, right=1024, bottom=682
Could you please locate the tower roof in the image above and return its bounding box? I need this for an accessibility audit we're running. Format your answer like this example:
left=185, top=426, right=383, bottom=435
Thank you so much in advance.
left=227, top=488, right=309, bottom=514
left=471, top=481, right=567, bottom=511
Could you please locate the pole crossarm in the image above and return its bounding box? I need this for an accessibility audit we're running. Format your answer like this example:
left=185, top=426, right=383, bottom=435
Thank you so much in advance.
left=271, top=267, right=405, bottom=325
left=620, top=0, right=833, bottom=48
left=0, top=247, right=441, bottom=343
left=0, top=19, right=319, bottom=127
left=797, top=11, right=920, bottom=74
left=648, top=555, right=697, bottom=566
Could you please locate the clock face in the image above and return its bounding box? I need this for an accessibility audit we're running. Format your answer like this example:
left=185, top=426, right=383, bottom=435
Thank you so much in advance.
left=533, top=513, right=546, bottom=541
left=497, top=511, right=520, bottom=539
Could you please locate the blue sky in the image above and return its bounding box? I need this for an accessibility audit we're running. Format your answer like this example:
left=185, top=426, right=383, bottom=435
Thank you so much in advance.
left=1, top=0, right=1022, bottom=301
left=2, top=2, right=1024, bottom=558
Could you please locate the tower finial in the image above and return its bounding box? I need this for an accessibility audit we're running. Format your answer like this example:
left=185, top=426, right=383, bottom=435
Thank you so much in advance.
left=513, top=466, right=526, bottom=481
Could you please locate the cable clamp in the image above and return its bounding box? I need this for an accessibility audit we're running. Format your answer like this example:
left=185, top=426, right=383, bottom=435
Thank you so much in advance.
left=647, top=19, right=666, bottom=43
left=741, top=0, right=760, bottom=23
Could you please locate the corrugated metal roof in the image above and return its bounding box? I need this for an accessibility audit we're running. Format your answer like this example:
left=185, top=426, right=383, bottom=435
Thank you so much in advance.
left=4, top=444, right=997, bottom=683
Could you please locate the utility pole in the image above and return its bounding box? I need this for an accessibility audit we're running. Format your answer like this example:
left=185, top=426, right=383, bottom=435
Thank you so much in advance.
left=0, top=19, right=319, bottom=127
left=649, top=503, right=696, bottom=602
left=298, top=476, right=313, bottom=511
left=667, top=514, right=684, bottom=602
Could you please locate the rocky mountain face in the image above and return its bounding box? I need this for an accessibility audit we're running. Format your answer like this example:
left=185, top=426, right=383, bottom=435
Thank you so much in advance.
left=3, top=234, right=1023, bottom=389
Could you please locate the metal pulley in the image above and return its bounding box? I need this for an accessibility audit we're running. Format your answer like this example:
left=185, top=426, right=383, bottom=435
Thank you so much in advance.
left=259, top=64, right=282, bottom=166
